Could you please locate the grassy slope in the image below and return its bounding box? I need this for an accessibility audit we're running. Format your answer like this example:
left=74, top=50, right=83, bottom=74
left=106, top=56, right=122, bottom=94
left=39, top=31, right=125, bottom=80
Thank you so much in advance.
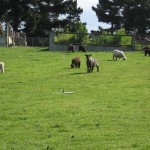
left=0, top=47, right=150, bottom=150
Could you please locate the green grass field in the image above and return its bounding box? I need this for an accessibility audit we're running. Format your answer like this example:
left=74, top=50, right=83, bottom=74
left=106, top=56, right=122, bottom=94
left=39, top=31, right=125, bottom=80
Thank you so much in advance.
left=0, top=47, right=150, bottom=150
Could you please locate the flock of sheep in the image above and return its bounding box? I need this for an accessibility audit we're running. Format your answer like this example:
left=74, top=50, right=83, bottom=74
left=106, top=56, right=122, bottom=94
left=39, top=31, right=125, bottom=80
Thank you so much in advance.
left=0, top=46, right=149, bottom=74
left=67, top=44, right=127, bottom=73
left=69, top=44, right=150, bottom=73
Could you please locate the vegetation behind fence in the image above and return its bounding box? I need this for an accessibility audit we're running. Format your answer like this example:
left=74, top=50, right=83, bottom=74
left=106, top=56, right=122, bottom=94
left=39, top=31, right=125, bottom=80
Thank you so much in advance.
left=54, top=33, right=133, bottom=47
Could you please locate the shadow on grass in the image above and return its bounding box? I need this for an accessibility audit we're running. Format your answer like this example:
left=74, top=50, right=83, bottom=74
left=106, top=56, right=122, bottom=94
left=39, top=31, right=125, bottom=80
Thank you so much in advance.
left=107, top=59, right=115, bottom=61
left=37, top=49, right=74, bottom=54
left=64, top=67, right=82, bottom=69
left=69, top=72, right=87, bottom=75
left=37, top=48, right=49, bottom=52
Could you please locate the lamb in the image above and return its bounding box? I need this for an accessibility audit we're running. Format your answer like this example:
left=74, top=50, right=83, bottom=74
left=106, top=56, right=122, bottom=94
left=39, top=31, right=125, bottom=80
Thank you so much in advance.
left=144, top=46, right=150, bottom=56
left=70, top=57, right=80, bottom=68
left=0, top=62, right=4, bottom=73
left=67, top=44, right=75, bottom=52
left=85, top=54, right=99, bottom=73
left=113, top=49, right=127, bottom=60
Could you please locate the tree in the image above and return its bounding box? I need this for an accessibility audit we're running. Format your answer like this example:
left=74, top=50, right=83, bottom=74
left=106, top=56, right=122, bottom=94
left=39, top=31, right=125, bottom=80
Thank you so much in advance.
left=92, top=0, right=150, bottom=34
left=0, top=0, right=83, bottom=36
left=65, top=0, right=83, bottom=21
left=122, top=0, right=150, bottom=34
left=92, top=0, right=123, bottom=34
left=0, top=0, right=39, bottom=32
left=73, top=21, right=89, bottom=43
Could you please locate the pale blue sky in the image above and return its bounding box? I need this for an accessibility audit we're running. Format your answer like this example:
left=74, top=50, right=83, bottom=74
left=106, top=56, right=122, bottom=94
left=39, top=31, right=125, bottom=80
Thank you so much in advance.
left=77, top=0, right=110, bottom=32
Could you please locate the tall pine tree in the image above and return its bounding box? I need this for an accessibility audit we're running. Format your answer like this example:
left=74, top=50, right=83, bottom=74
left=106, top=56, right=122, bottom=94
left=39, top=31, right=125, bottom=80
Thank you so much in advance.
left=92, top=0, right=123, bottom=34
left=0, top=0, right=83, bottom=36
left=122, top=0, right=150, bottom=34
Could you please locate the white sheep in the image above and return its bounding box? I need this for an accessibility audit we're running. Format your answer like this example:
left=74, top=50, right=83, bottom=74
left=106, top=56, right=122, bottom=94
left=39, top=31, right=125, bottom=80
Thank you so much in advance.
left=0, top=62, right=4, bottom=73
left=113, top=49, right=127, bottom=60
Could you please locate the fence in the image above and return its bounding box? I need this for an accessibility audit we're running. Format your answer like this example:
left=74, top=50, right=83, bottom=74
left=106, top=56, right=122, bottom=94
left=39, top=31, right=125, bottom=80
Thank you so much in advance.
left=0, top=36, right=6, bottom=46
left=133, top=34, right=150, bottom=50
left=26, top=37, right=49, bottom=47
left=49, top=32, right=134, bottom=51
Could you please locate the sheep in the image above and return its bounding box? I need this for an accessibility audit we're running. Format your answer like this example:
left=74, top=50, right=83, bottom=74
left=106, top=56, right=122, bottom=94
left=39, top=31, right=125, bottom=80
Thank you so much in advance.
left=113, top=49, right=127, bottom=60
left=144, top=46, right=150, bottom=56
left=0, top=62, right=4, bottom=73
left=67, top=44, right=75, bottom=52
left=70, top=57, right=81, bottom=68
left=79, top=45, right=86, bottom=52
left=85, top=54, right=99, bottom=73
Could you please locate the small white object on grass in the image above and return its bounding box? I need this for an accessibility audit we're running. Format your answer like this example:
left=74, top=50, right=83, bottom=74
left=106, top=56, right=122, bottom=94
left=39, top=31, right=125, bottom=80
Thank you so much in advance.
left=61, top=88, right=75, bottom=94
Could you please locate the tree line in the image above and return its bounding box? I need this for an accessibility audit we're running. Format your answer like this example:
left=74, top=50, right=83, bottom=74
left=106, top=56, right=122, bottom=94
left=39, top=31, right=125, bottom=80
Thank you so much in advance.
left=0, top=0, right=83, bottom=37
left=0, top=0, right=150, bottom=37
left=93, top=0, right=150, bottom=34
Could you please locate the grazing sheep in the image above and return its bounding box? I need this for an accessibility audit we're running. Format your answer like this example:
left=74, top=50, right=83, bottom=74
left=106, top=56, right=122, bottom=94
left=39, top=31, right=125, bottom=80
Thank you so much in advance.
left=0, top=62, right=4, bottom=73
left=113, top=49, right=127, bottom=60
left=67, top=44, right=75, bottom=52
left=85, top=54, right=99, bottom=73
left=70, top=57, right=81, bottom=68
left=79, top=45, right=86, bottom=52
left=144, top=46, right=150, bottom=56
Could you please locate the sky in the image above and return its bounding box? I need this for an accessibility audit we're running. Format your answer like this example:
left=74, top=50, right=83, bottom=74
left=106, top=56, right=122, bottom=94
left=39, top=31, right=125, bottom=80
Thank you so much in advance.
left=77, top=0, right=110, bottom=32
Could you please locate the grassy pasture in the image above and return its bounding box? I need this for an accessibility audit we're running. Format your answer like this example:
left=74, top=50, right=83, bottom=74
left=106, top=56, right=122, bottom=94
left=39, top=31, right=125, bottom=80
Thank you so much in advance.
left=0, top=47, right=150, bottom=150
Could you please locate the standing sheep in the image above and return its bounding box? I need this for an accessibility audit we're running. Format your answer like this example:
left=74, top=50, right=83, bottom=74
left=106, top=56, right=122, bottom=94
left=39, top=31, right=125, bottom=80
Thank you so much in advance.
left=85, top=54, right=99, bottom=73
left=67, top=44, right=75, bottom=52
left=113, top=50, right=127, bottom=60
left=70, top=57, right=81, bottom=68
left=79, top=45, right=86, bottom=52
left=0, top=62, right=4, bottom=73
left=144, top=46, right=150, bottom=56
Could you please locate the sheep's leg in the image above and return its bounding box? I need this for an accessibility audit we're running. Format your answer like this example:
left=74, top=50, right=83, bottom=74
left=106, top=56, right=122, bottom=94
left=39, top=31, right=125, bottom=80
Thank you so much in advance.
left=0, top=67, right=2, bottom=73
left=89, top=67, right=91, bottom=73
left=75, top=64, right=77, bottom=68
left=87, top=67, right=90, bottom=73
left=113, top=55, right=115, bottom=60
left=96, top=65, right=99, bottom=72
left=78, top=62, right=80, bottom=68
left=87, top=67, right=89, bottom=73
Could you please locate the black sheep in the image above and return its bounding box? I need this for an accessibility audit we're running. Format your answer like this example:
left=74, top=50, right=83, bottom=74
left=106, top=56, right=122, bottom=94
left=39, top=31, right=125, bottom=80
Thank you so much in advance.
left=67, top=44, right=75, bottom=52
left=144, top=46, right=150, bottom=56
left=79, top=45, right=86, bottom=52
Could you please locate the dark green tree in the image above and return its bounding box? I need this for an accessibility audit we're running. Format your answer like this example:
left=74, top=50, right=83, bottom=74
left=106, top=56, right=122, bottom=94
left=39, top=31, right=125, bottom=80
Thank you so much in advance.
left=122, top=0, right=150, bottom=34
left=0, top=0, right=38, bottom=31
left=0, top=0, right=83, bottom=36
left=92, top=0, right=150, bottom=34
left=92, top=0, right=123, bottom=34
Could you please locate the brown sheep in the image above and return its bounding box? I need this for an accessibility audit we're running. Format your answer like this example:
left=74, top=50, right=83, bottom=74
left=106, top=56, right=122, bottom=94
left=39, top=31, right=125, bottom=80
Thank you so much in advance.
left=70, top=57, right=81, bottom=68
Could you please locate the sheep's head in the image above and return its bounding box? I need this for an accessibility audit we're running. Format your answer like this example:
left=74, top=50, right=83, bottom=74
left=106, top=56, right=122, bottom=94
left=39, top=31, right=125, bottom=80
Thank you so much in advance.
left=123, top=57, right=127, bottom=60
left=85, top=54, right=91, bottom=60
left=70, top=64, right=74, bottom=68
